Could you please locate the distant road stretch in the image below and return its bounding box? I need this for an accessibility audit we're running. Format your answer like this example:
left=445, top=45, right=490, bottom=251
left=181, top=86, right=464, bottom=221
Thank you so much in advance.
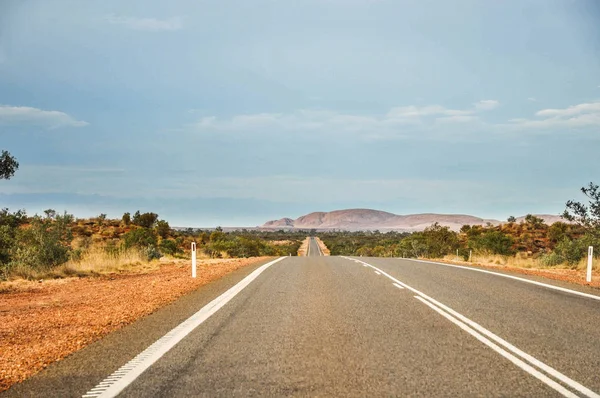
left=5, top=256, right=600, bottom=397
left=306, top=237, right=323, bottom=257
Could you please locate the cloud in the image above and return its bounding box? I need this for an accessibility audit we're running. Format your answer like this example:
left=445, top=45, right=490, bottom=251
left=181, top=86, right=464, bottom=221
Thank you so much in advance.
left=508, top=101, right=600, bottom=129
left=535, top=102, right=600, bottom=118
left=105, top=15, right=183, bottom=31
left=527, top=97, right=537, bottom=102
left=192, top=103, right=489, bottom=139
left=386, top=105, right=473, bottom=118
left=0, top=105, right=88, bottom=128
left=435, top=115, right=479, bottom=123
left=474, top=100, right=500, bottom=111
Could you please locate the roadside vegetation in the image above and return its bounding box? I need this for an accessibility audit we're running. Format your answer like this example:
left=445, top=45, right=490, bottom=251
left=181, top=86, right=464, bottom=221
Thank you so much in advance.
left=2, top=154, right=598, bottom=276
left=0, top=211, right=305, bottom=280
left=321, top=183, right=600, bottom=270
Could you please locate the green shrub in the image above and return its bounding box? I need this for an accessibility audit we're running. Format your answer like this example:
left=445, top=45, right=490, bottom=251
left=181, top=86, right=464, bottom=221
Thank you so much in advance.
left=159, top=239, right=181, bottom=256
left=141, top=245, right=162, bottom=261
left=539, top=252, right=565, bottom=266
left=10, top=212, right=74, bottom=273
left=123, top=228, right=157, bottom=249
left=471, top=230, right=514, bottom=256
left=554, top=238, right=586, bottom=265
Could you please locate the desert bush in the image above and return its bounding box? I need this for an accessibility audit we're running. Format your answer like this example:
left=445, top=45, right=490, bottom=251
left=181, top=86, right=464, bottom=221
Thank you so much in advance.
left=140, top=245, right=162, bottom=261
left=553, top=238, right=586, bottom=265
left=155, top=220, right=170, bottom=238
left=159, top=239, right=181, bottom=256
left=9, top=212, right=74, bottom=275
left=132, top=211, right=159, bottom=228
left=123, top=227, right=157, bottom=249
left=539, top=252, right=565, bottom=267
left=470, top=230, right=514, bottom=256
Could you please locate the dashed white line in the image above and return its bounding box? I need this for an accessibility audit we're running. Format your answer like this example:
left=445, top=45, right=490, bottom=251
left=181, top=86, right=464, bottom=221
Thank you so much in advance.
left=374, top=271, right=381, bottom=275
left=342, top=256, right=599, bottom=398
left=392, top=283, right=404, bottom=290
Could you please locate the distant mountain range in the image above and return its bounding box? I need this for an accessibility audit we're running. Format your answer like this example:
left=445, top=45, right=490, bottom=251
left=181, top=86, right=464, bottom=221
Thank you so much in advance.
left=261, top=209, right=564, bottom=232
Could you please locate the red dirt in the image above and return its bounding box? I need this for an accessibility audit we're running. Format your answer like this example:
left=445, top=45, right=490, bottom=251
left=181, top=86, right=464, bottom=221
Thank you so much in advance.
left=0, top=257, right=269, bottom=392
left=431, top=258, right=600, bottom=289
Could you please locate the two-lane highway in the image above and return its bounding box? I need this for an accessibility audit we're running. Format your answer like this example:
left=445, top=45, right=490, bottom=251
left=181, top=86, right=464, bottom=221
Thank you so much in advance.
left=4, top=255, right=600, bottom=397
left=306, top=237, right=323, bottom=257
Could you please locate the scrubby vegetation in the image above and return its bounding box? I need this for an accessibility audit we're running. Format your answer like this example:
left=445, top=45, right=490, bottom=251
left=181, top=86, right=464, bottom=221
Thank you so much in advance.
left=321, top=183, right=600, bottom=269
left=0, top=209, right=304, bottom=280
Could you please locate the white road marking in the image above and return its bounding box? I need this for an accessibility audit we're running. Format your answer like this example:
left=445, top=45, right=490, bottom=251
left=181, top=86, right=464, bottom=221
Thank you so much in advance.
left=414, top=296, right=578, bottom=398
left=83, top=257, right=287, bottom=398
left=392, top=283, right=404, bottom=290
left=342, top=256, right=600, bottom=398
left=408, top=258, right=600, bottom=302
left=374, top=271, right=381, bottom=275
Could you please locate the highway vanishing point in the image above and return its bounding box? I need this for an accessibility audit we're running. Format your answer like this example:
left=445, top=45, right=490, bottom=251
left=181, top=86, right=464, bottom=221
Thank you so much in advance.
left=4, top=237, right=600, bottom=397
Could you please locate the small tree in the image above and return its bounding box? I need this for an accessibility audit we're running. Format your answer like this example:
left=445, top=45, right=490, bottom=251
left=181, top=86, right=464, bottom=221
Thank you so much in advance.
left=0, top=150, right=18, bottom=180
left=132, top=211, right=158, bottom=229
left=122, top=212, right=131, bottom=225
left=507, top=216, right=516, bottom=223
left=421, top=223, right=459, bottom=258
left=563, top=182, right=600, bottom=238
left=155, top=220, right=170, bottom=238
left=524, top=214, right=545, bottom=229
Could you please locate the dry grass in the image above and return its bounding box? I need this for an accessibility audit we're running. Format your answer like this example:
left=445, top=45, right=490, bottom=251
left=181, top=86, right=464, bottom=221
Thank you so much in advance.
left=5, top=246, right=160, bottom=282
left=314, top=237, right=331, bottom=256
left=297, top=237, right=310, bottom=256
left=66, top=246, right=158, bottom=274
left=437, top=253, right=598, bottom=271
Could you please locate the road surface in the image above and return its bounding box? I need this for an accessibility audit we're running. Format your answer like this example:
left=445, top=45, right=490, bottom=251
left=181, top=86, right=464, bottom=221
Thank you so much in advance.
left=306, top=237, right=323, bottom=257
left=4, top=256, right=600, bottom=397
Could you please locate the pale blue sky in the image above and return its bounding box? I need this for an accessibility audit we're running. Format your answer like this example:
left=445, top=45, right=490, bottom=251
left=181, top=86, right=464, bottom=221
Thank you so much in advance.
left=1, top=0, right=599, bottom=226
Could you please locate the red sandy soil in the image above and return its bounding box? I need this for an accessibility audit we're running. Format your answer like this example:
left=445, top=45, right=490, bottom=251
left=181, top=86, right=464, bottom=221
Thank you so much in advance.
left=0, top=257, right=269, bottom=392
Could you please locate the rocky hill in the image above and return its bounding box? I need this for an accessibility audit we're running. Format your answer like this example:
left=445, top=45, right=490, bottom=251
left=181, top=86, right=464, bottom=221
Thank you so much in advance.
left=262, top=209, right=563, bottom=232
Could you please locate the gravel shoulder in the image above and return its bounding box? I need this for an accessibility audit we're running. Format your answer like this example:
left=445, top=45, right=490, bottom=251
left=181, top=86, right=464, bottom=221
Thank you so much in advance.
left=0, top=257, right=270, bottom=392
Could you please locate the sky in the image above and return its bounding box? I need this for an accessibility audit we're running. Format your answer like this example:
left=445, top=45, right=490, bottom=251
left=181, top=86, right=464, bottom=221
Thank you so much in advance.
left=1, top=0, right=599, bottom=227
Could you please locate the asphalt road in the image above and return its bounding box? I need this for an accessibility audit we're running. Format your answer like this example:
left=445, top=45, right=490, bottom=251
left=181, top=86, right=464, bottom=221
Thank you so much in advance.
left=306, top=237, right=323, bottom=257
left=4, top=256, right=600, bottom=397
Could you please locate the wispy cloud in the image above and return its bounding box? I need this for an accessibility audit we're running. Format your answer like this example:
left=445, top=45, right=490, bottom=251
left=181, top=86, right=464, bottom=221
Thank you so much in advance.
left=473, top=100, right=500, bottom=111
left=435, top=115, right=479, bottom=123
left=193, top=102, right=494, bottom=138
left=0, top=105, right=88, bottom=128
left=386, top=105, right=473, bottom=118
left=105, top=14, right=183, bottom=31
left=508, top=101, right=600, bottom=129
left=527, top=97, right=537, bottom=102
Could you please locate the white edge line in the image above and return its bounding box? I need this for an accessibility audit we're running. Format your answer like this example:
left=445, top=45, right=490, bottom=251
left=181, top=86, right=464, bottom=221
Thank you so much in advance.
left=84, top=256, right=287, bottom=398
left=409, top=258, right=600, bottom=302
left=341, top=256, right=600, bottom=398
left=414, top=296, right=578, bottom=398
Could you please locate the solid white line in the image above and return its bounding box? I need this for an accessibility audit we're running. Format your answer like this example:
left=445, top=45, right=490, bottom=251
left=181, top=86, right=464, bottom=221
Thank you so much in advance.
left=408, top=258, right=600, bottom=302
left=83, top=257, right=287, bottom=398
left=392, top=283, right=404, bottom=290
left=341, top=256, right=599, bottom=398
left=414, top=296, right=578, bottom=398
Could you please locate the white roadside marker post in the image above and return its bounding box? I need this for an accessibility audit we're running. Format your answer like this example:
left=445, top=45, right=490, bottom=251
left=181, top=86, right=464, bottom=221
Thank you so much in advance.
left=587, top=246, right=593, bottom=283
left=191, top=242, right=197, bottom=278
left=469, top=250, right=472, bottom=262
